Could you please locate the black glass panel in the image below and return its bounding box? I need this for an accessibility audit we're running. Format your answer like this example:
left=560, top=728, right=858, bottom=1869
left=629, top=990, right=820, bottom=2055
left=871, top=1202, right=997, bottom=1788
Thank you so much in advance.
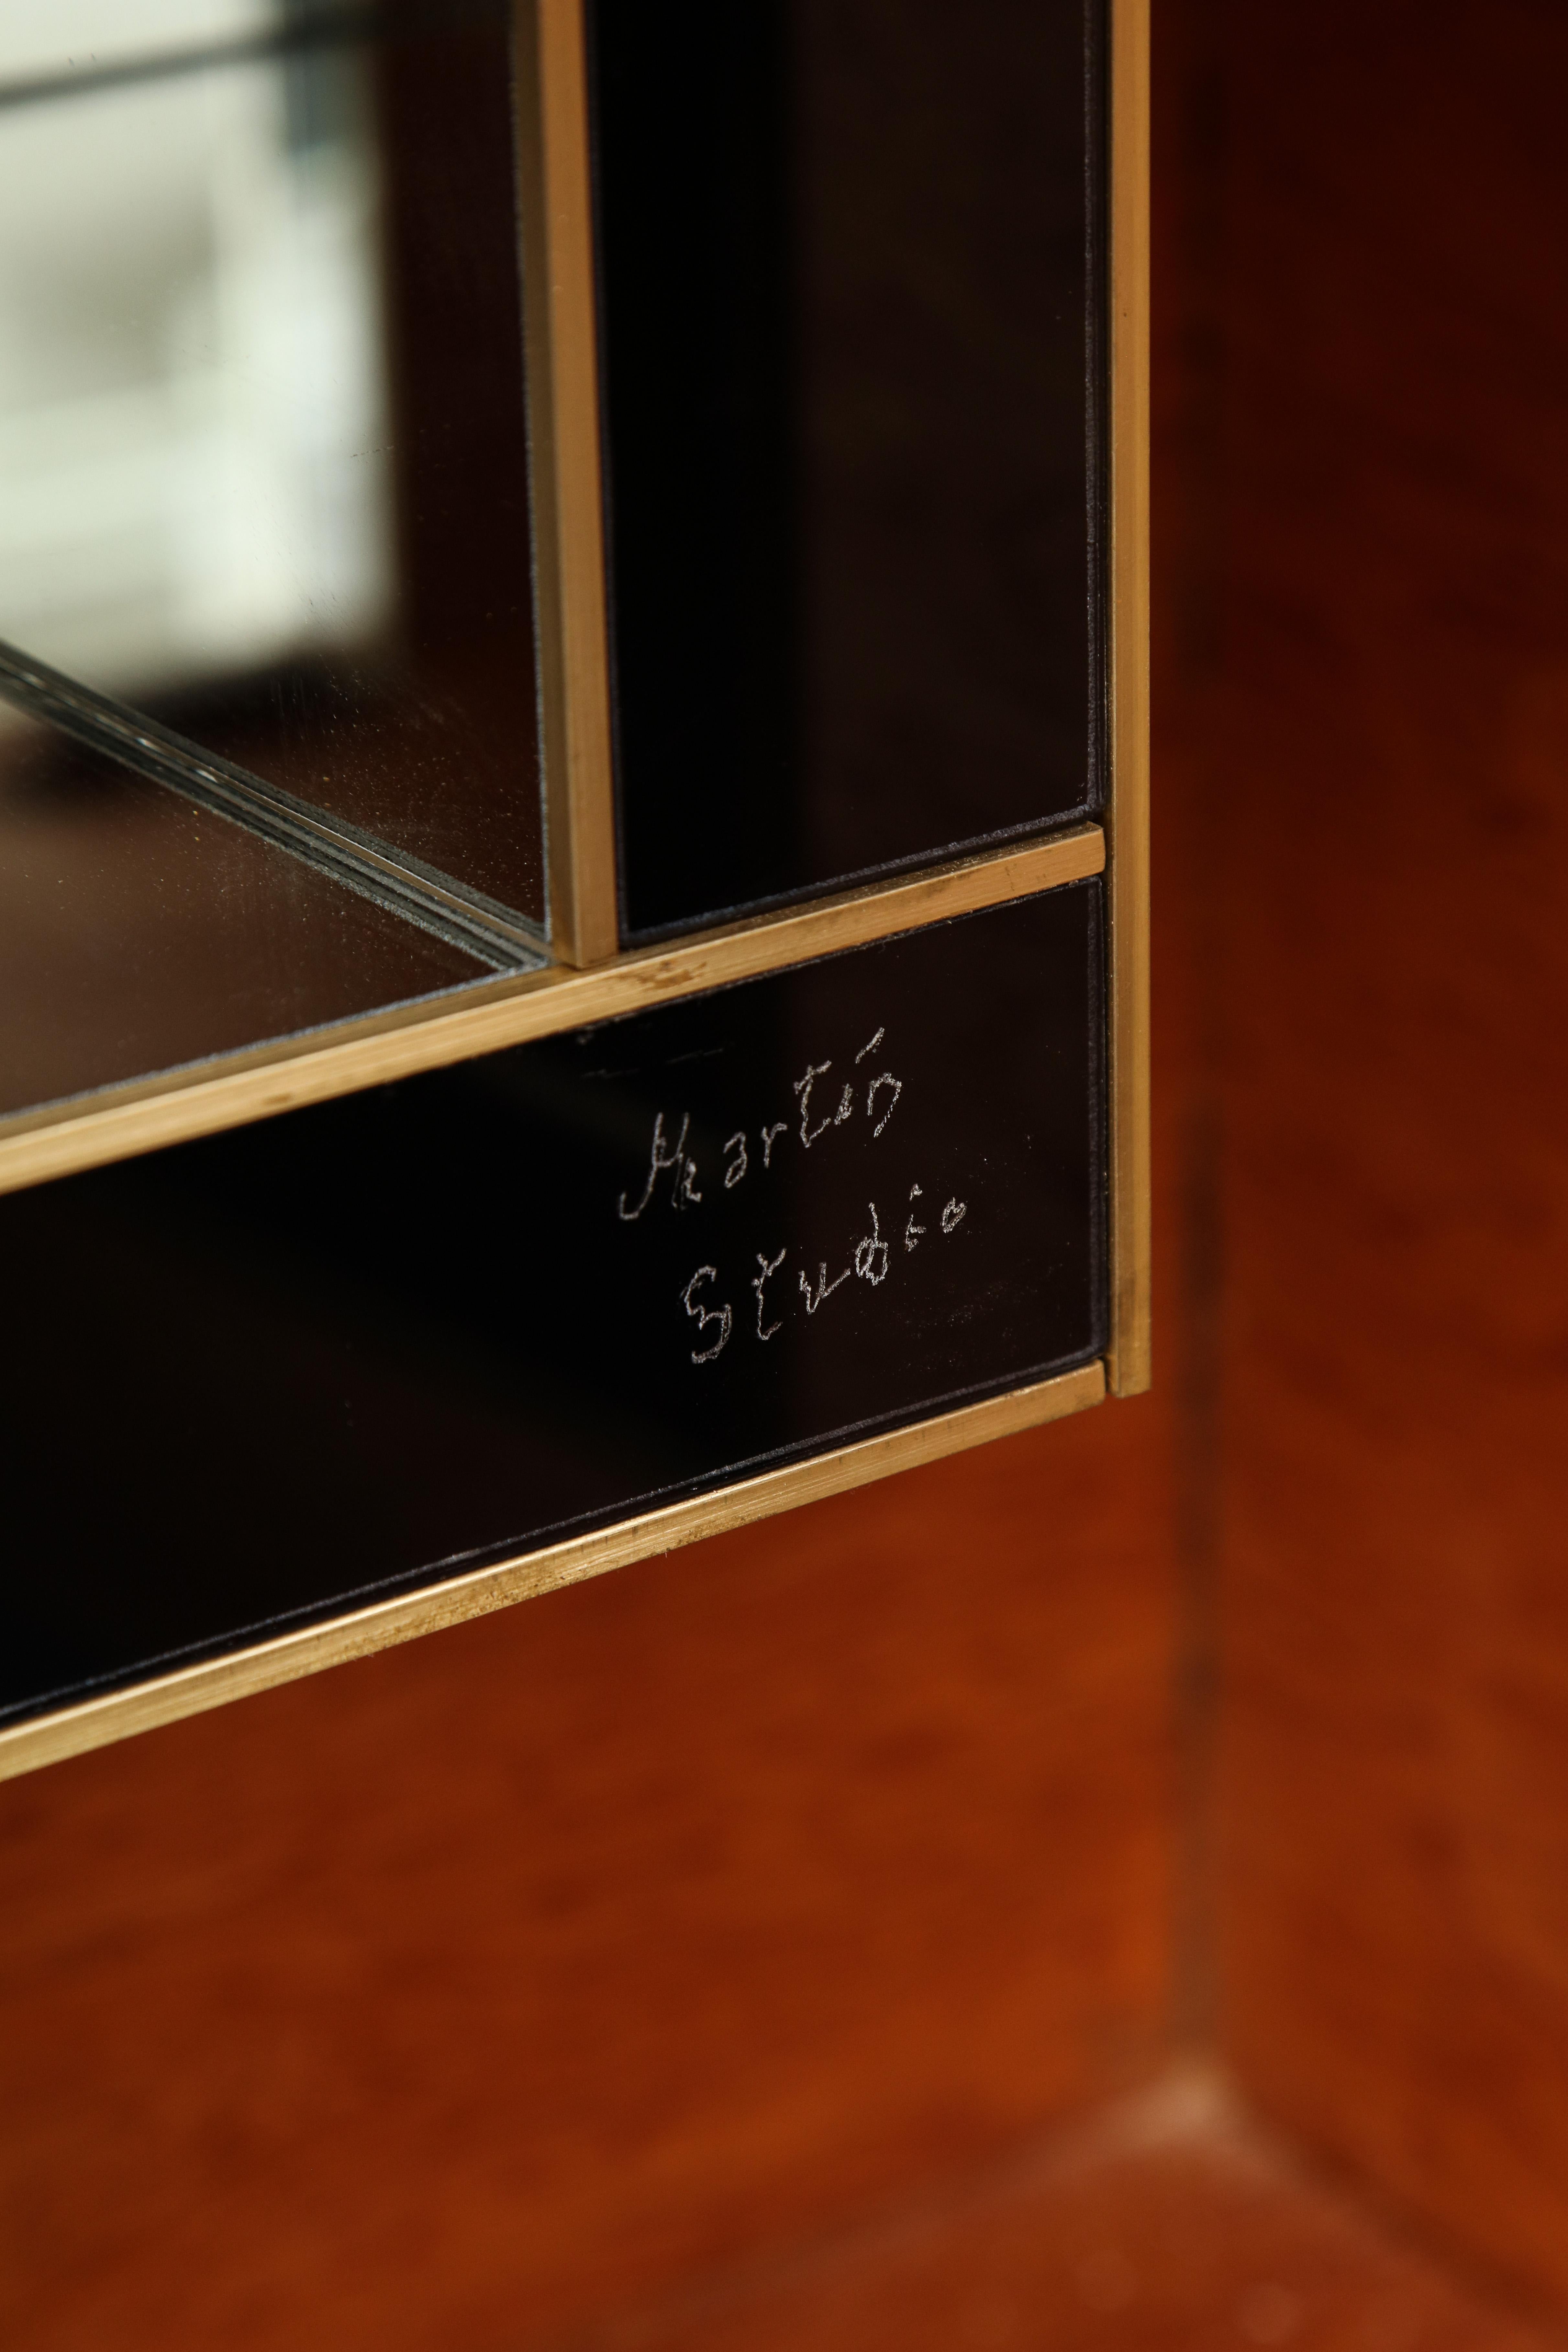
left=0, top=1, right=544, bottom=924
left=594, top=0, right=1104, bottom=939
left=0, top=881, right=1104, bottom=1725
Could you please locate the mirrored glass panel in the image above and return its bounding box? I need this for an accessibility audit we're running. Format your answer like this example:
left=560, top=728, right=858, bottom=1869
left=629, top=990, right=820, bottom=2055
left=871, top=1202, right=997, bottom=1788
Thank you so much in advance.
left=0, top=0, right=272, bottom=85
left=0, top=0, right=544, bottom=926
left=0, top=709, right=488, bottom=1120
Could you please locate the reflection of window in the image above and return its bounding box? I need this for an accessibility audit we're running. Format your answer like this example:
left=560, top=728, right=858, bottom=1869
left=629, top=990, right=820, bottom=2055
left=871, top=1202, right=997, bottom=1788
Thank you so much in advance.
left=0, top=0, right=546, bottom=949
left=0, top=0, right=392, bottom=704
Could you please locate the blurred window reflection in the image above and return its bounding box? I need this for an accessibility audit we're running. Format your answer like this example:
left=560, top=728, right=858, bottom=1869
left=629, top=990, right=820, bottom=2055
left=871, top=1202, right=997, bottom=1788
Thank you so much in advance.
left=0, top=0, right=393, bottom=703
left=0, top=0, right=546, bottom=933
left=0, top=1, right=274, bottom=82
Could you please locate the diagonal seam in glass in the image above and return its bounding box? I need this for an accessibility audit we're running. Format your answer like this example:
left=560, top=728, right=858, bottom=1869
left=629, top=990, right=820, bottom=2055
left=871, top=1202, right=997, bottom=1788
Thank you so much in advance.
left=0, top=638, right=543, bottom=971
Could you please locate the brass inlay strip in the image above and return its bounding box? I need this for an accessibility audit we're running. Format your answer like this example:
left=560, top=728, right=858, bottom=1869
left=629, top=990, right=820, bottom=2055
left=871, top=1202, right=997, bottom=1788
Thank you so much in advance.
left=0, top=825, right=1104, bottom=1198
left=515, top=0, right=621, bottom=966
left=0, top=1358, right=1105, bottom=1784
left=1106, top=0, right=1152, bottom=1397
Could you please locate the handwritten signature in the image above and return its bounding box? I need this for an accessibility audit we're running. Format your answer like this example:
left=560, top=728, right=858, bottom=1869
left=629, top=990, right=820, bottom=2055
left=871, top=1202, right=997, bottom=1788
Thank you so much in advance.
left=676, top=1186, right=968, bottom=1364
left=611, top=1025, right=969, bottom=1365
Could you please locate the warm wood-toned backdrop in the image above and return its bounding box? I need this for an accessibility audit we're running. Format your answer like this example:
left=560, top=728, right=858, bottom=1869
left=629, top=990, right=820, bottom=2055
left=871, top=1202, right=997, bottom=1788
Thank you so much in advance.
left=1207, top=0, right=1568, bottom=2305
left=6, top=2, right=1568, bottom=2341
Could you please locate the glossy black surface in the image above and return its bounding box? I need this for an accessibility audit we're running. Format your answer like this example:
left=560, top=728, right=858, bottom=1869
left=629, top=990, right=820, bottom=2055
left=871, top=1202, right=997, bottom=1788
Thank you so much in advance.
left=0, top=1, right=544, bottom=924
left=595, top=0, right=1105, bottom=939
left=0, top=884, right=1104, bottom=1724
left=0, top=715, right=487, bottom=1118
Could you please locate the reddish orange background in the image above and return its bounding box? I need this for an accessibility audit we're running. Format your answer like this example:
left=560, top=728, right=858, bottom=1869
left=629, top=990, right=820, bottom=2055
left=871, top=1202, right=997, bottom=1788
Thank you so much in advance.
left=6, top=3, right=1568, bottom=2341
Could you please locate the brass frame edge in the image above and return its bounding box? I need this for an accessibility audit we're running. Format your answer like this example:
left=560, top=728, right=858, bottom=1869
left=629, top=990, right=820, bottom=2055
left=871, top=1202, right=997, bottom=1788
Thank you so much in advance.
left=0, top=826, right=1104, bottom=1198
left=516, top=0, right=620, bottom=966
left=0, top=1358, right=1106, bottom=1783
left=1106, top=0, right=1152, bottom=1395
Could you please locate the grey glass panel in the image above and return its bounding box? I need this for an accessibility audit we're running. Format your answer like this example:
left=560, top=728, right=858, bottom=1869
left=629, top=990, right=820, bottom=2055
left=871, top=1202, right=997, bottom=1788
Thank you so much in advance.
left=0, top=712, right=486, bottom=1118
left=0, top=0, right=545, bottom=925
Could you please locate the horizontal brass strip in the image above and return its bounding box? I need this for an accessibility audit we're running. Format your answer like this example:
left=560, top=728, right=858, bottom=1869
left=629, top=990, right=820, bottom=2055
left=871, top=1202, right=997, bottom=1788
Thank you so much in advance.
left=0, top=823, right=1105, bottom=1198
left=0, top=1357, right=1105, bottom=1782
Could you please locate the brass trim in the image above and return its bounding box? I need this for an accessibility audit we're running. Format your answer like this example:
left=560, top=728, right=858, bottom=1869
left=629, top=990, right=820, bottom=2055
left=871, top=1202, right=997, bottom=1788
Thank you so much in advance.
left=0, top=826, right=1104, bottom=1199
left=0, top=1359, right=1105, bottom=1784
left=515, top=0, right=621, bottom=966
left=1106, top=0, right=1152, bottom=1396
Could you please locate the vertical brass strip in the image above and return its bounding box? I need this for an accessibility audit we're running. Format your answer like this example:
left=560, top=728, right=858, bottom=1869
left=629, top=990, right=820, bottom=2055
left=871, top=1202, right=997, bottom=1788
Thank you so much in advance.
left=515, top=0, right=621, bottom=965
left=1107, top=0, right=1152, bottom=1394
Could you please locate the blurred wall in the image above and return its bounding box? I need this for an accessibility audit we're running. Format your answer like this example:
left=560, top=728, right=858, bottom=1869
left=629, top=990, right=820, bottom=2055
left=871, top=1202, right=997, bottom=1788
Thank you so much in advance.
left=1195, top=0, right=1568, bottom=2306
